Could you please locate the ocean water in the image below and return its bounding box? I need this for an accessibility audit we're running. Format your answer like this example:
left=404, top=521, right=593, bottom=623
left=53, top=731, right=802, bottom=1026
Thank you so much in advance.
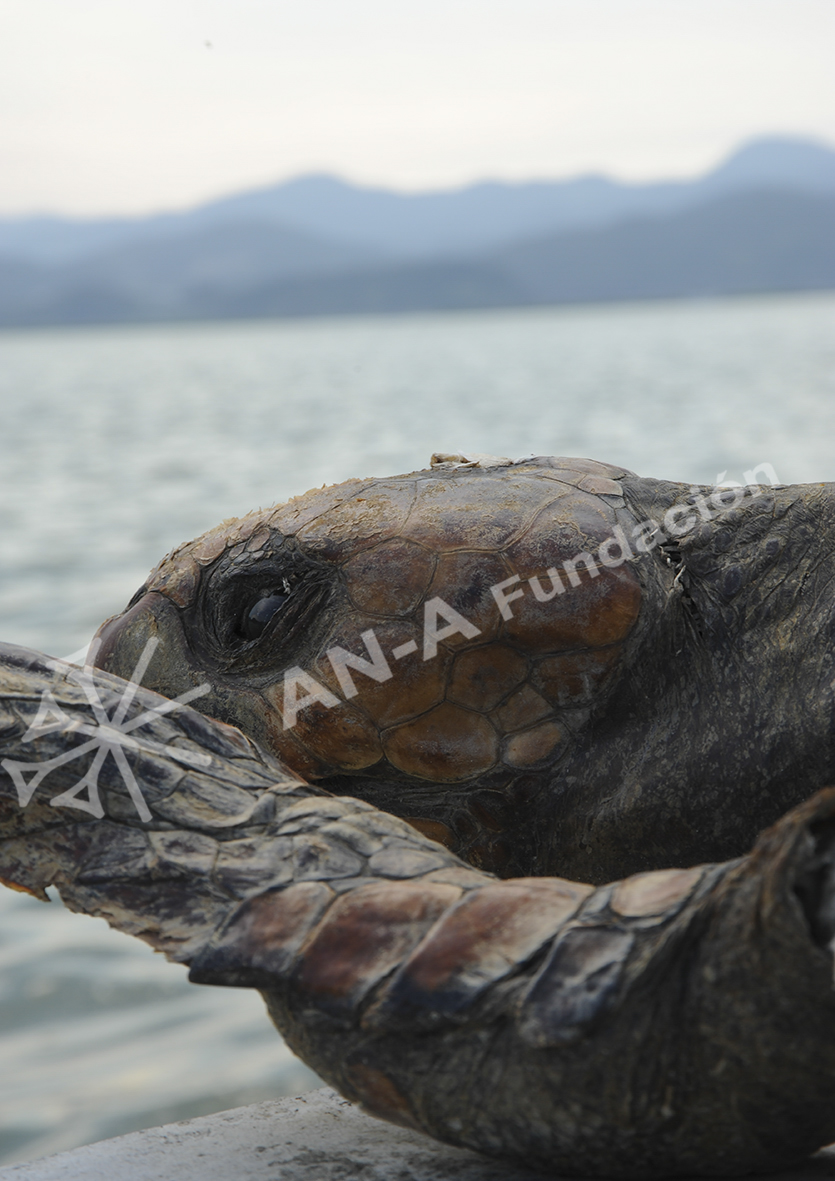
left=0, top=292, right=834, bottom=1163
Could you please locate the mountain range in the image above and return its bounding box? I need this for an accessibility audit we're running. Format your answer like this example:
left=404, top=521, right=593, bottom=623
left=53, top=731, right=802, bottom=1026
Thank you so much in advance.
left=1, top=136, right=834, bottom=327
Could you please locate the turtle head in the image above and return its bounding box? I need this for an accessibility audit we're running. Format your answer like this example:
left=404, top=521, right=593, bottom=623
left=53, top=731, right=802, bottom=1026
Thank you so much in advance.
left=92, top=461, right=835, bottom=881
left=93, top=458, right=644, bottom=874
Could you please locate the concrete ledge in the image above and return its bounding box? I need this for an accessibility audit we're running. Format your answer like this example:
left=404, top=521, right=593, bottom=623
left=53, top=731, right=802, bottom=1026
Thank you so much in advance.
left=2, top=1088, right=835, bottom=1180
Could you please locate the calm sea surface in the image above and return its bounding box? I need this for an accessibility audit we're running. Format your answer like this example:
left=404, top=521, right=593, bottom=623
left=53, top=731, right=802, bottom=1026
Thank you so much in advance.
left=0, top=293, right=834, bottom=1163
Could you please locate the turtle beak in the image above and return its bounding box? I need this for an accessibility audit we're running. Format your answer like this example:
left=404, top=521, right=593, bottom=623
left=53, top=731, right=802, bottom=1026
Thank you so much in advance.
left=92, top=592, right=299, bottom=767
left=93, top=592, right=204, bottom=701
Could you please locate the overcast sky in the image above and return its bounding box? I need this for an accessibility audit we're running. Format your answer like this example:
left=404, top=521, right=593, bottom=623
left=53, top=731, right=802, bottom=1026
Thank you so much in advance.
left=1, top=0, right=833, bottom=216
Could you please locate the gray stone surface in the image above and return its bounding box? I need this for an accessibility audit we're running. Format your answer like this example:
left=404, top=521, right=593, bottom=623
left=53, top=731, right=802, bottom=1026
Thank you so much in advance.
left=1, top=1088, right=835, bottom=1181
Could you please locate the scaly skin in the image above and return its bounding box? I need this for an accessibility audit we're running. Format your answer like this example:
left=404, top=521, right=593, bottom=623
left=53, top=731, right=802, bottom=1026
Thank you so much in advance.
left=2, top=645, right=835, bottom=1177
left=93, top=456, right=835, bottom=883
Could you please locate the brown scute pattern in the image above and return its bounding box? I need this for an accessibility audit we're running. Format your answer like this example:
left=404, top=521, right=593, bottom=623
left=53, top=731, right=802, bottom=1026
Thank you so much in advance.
left=288, top=698, right=383, bottom=771
left=190, top=882, right=334, bottom=985
left=383, top=703, right=499, bottom=781
left=293, top=880, right=461, bottom=1016
left=363, top=878, right=593, bottom=1031
left=503, top=721, right=563, bottom=768
left=122, top=459, right=642, bottom=791
left=313, top=616, right=447, bottom=729
left=501, top=563, right=641, bottom=653
left=426, top=550, right=512, bottom=645
left=504, top=499, right=613, bottom=579
left=343, top=538, right=436, bottom=616
left=493, top=684, right=552, bottom=733
left=447, top=645, right=528, bottom=712
left=261, top=703, right=331, bottom=781
left=295, top=481, right=417, bottom=562
left=398, top=475, right=557, bottom=552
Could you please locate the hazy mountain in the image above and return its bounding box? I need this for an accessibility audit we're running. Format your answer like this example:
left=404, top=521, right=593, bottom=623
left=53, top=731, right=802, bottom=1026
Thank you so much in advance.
left=701, top=137, right=835, bottom=192
left=1, top=186, right=832, bottom=327
left=0, top=221, right=384, bottom=324
left=78, top=221, right=378, bottom=308
left=176, top=135, right=835, bottom=259
left=199, top=188, right=835, bottom=318
left=1, top=135, right=834, bottom=265
left=496, top=188, right=835, bottom=304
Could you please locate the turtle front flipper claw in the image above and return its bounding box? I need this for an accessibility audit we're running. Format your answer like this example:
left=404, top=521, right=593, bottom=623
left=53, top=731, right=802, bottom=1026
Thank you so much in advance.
left=3, top=643, right=835, bottom=1177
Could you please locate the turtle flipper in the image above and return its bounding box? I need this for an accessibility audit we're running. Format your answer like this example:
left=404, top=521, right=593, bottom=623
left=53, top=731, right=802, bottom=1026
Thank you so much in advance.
left=196, top=793, right=835, bottom=1178
left=0, top=642, right=473, bottom=960
left=3, top=644, right=835, bottom=1177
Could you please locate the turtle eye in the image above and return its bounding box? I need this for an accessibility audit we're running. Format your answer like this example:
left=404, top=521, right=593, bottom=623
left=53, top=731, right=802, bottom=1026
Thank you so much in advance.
left=239, top=582, right=291, bottom=641
left=206, top=562, right=332, bottom=665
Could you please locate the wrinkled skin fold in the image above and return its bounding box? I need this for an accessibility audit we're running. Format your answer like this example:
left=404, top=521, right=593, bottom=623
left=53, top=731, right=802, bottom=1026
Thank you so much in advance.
left=3, top=645, right=835, bottom=1178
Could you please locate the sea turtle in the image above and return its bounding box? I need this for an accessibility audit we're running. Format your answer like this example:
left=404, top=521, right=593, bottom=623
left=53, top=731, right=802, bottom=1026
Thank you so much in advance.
left=92, top=453, right=835, bottom=883
left=3, top=453, right=835, bottom=1177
